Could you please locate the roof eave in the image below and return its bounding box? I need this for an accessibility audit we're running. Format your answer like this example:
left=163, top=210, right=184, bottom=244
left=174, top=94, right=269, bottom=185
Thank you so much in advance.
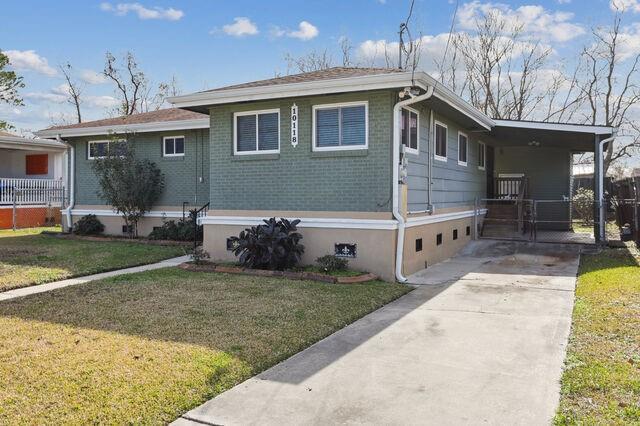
left=168, top=71, right=495, bottom=131
left=493, top=119, right=615, bottom=136
left=0, top=136, right=67, bottom=151
left=35, top=118, right=210, bottom=138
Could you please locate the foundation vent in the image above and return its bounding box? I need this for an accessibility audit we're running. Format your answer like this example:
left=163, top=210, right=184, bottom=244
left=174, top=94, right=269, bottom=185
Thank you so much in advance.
left=415, top=238, right=423, bottom=252
left=436, top=233, right=443, bottom=246
left=466, top=226, right=471, bottom=236
left=453, top=229, right=458, bottom=240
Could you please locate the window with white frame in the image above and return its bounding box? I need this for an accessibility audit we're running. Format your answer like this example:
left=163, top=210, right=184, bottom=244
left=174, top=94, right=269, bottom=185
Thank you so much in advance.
left=401, top=107, right=419, bottom=154
left=434, top=121, right=447, bottom=161
left=234, top=109, right=280, bottom=155
left=87, top=139, right=126, bottom=160
left=163, top=136, right=185, bottom=157
left=458, top=132, right=468, bottom=166
left=478, top=142, right=486, bottom=170
left=313, top=102, right=368, bottom=151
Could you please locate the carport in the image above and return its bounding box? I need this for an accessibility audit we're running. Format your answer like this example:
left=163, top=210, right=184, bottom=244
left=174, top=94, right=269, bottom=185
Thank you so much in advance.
left=479, top=120, right=615, bottom=244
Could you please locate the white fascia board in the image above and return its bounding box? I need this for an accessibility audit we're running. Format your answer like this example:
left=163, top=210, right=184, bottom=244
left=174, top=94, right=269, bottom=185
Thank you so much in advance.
left=405, top=209, right=487, bottom=228
left=35, top=118, right=210, bottom=139
left=0, top=140, right=67, bottom=151
left=493, top=120, right=614, bottom=135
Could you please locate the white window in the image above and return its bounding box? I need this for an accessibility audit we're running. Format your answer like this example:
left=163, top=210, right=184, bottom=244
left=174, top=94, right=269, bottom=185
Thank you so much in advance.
left=87, top=139, right=125, bottom=160
left=478, top=142, right=486, bottom=170
left=458, top=132, right=468, bottom=166
left=313, top=101, right=368, bottom=151
left=234, top=109, right=280, bottom=155
left=401, top=107, right=419, bottom=155
left=163, top=136, right=185, bottom=157
left=434, top=121, right=447, bottom=162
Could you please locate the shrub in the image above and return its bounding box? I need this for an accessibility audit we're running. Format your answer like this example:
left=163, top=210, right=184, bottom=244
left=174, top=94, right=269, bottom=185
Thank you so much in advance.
left=191, top=247, right=210, bottom=265
left=316, top=254, right=349, bottom=273
left=74, top=214, right=105, bottom=235
left=229, top=218, right=304, bottom=270
left=574, top=188, right=595, bottom=225
left=149, top=210, right=201, bottom=241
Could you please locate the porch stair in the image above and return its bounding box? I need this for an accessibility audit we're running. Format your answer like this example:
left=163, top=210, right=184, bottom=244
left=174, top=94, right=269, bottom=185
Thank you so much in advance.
left=481, top=203, right=519, bottom=238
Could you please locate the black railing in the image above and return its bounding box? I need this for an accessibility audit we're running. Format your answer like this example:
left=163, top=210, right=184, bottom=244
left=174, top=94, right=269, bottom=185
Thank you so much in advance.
left=192, top=202, right=209, bottom=252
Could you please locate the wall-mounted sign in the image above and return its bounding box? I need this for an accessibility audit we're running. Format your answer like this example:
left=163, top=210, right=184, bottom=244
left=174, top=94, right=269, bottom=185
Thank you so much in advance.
left=335, top=243, right=357, bottom=258
left=226, top=238, right=239, bottom=251
left=291, top=103, right=299, bottom=147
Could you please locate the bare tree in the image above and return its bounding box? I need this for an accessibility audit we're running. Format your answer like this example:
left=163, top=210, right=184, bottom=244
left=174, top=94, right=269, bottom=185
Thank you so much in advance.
left=284, top=49, right=334, bottom=73
left=340, top=37, right=354, bottom=67
left=573, top=13, right=640, bottom=174
left=103, top=51, right=147, bottom=116
left=59, top=62, right=83, bottom=123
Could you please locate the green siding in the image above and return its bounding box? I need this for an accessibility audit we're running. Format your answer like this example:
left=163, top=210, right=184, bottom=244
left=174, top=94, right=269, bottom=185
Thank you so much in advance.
left=68, top=129, right=210, bottom=207
left=208, top=90, right=395, bottom=212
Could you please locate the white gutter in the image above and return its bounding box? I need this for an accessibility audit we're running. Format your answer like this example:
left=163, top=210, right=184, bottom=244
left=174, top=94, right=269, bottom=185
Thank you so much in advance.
left=428, top=108, right=435, bottom=210
left=596, top=134, right=616, bottom=242
left=393, top=86, right=435, bottom=283
left=57, top=135, right=74, bottom=231
left=35, top=118, right=209, bottom=139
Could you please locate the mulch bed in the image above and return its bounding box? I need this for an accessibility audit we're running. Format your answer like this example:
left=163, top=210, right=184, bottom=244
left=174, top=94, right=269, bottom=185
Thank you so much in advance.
left=178, top=262, right=379, bottom=284
left=46, top=232, right=191, bottom=247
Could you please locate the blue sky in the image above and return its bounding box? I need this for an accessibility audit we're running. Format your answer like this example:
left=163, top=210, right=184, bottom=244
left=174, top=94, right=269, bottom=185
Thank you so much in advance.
left=1, top=0, right=637, bottom=134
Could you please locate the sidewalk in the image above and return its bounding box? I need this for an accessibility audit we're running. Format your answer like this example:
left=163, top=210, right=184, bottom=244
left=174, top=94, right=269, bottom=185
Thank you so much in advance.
left=0, top=255, right=190, bottom=302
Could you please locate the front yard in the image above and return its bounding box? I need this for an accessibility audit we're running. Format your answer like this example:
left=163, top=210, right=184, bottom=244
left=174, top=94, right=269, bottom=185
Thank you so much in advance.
left=0, top=268, right=410, bottom=424
left=0, top=227, right=185, bottom=291
left=556, top=245, right=640, bottom=424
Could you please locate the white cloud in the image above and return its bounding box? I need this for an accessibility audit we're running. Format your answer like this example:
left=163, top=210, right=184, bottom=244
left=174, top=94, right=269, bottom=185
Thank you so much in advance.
left=86, top=95, right=119, bottom=108
left=557, top=0, right=571, bottom=4
left=24, top=92, right=66, bottom=104
left=269, top=25, right=286, bottom=38
left=100, top=2, right=184, bottom=21
left=610, top=0, right=640, bottom=12
left=80, top=69, right=107, bottom=85
left=287, top=21, right=319, bottom=41
left=457, top=1, right=584, bottom=42
left=5, top=50, right=57, bottom=76
left=222, top=17, right=259, bottom=37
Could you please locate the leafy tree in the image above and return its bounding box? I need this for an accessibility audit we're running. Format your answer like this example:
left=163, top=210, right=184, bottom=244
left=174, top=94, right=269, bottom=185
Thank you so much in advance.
left=91, top=138, right=164, bottom=237
left=0, top=49, right=25, bottom=131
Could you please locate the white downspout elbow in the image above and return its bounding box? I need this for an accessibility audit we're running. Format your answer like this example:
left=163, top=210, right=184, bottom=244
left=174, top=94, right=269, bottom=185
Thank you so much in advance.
left=393, top=86, right=435, bottom=283
left=58, top=135, right=75, bottom=232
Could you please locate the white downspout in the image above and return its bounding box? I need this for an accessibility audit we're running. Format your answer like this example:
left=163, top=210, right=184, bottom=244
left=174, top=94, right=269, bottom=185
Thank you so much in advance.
left=596, top=134, right=616, bottom=242
left=58, top=135, right=75, bottom=232
left=393, top=86, right=435, bottom=283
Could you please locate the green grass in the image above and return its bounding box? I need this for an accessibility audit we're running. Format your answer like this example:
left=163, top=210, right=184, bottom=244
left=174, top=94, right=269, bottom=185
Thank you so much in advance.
left=0, top=227, right=185, bottom=291
left=0, top=268, right=410, bottom=424
left=555, top=245, right=640, bottom=425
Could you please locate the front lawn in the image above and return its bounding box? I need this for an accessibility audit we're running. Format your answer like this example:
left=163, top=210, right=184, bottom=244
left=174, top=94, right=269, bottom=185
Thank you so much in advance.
left=555, top=245, right=640, bottom=424
left=0, top=268, right=410, bottom=424
left=0, top=228, right=185, bottom=291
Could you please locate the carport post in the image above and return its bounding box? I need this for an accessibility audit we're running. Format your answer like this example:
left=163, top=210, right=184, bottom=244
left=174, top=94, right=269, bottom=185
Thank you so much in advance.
left=473, top=197, right=479, bottom=239
left=594, top=135, right=604, bottom=244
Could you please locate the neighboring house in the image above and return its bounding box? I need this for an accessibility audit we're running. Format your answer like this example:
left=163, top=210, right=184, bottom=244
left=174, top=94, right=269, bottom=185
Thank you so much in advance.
left=37, top=67, right=614, bottom=282
left=0, top=131, right=67, bottom=229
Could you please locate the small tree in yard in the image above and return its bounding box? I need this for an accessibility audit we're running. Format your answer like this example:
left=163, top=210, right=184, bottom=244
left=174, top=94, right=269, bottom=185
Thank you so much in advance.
left=574, top=188, right=595, bottom=225
left=92, top=139, right=164, bottom=237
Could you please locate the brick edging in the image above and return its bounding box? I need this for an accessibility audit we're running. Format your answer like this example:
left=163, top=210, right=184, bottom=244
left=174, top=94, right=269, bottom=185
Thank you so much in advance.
left=177, top=262, right=378, bottom=284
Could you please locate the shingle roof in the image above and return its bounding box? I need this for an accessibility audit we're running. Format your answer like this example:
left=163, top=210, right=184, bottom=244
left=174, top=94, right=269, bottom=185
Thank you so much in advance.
left=0, top=131, right=15, bottom=137
left=204, top=67, right=403, bottom=93
left=43, top=108, right=207, bottom=131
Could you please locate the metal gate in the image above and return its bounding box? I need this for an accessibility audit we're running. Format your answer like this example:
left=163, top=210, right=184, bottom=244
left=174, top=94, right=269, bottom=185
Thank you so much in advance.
left=479, top=198, right=598, bottom=244
left=9, top=188, right=66, bottom=230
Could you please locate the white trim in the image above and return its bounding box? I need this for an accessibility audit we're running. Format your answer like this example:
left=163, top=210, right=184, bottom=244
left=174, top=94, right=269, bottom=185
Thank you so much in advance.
left=457, top=131, right=468, bottom=167
left=312, top=101, right=369, bottom=152
left=162, top=135, right=185, bottom=157
left=493, top=119, right=614, bottom=135
left=478, top=141, right=486, bottom=170
left=35, top=118, right=210, bottom=139
left=233, top=109, right=280, bottom=155
left=87, top=139, right=125, bottom=160
left=0, top=135, right=66, bottom=151
left=168, top=71, right=495, bottom=131
left=199, top=215, right=397, bottom=230
left=401, top=106, right=419, bottom=155
left=433, top=120, right=448, bottom=162
left=406, top=209, right=488, bottom=228
left=71, top=209, right=184, bottom=219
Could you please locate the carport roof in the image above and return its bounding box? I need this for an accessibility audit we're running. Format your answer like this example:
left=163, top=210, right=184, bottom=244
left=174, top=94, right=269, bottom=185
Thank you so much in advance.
left=490, top=119, right=614, bottom=152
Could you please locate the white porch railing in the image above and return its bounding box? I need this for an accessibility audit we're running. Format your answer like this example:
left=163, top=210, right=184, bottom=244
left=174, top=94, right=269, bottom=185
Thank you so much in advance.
left=0, top=178, right=65, bottom=205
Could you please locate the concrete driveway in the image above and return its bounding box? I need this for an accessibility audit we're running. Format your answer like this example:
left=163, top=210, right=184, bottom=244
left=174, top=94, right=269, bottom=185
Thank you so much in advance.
left=174, top=241, right=581, bottom=426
